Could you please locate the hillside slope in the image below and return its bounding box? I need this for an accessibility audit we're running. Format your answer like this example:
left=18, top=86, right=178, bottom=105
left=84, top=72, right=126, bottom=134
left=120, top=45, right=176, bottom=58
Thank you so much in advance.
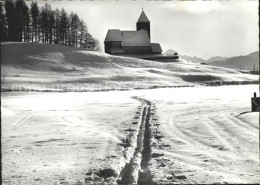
left=1, top=43, right=258, bottom=91
left=208, top=51, right=259, bottom=70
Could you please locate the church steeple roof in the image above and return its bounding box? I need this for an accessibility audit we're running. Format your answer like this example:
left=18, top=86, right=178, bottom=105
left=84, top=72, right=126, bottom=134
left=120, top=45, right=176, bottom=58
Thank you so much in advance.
left=137, top=10, right=150, bottom=23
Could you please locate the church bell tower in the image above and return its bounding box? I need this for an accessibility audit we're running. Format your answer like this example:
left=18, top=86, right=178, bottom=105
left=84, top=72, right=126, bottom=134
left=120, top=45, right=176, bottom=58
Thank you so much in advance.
left=136, top=8, right=150, bottom=40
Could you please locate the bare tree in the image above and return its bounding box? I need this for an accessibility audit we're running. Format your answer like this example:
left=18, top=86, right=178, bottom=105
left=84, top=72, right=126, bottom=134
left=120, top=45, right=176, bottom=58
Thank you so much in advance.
left=94, top=39, right=101, bottom=51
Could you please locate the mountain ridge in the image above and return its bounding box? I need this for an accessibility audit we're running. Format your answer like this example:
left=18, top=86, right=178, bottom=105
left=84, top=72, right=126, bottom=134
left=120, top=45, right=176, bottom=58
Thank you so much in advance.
left=164, top=49, right=206, bottom=63
left=164, top=49, right=259, bottom=70
left=207, top=56, right=228, bottom=63
left=208, top=51, right=259, bottom=70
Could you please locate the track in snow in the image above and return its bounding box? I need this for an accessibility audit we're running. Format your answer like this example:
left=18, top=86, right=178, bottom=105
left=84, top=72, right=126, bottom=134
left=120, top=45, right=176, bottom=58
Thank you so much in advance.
left=85, top=96, right=157, bottom=185
left=118, top=97, right=153, bottom=185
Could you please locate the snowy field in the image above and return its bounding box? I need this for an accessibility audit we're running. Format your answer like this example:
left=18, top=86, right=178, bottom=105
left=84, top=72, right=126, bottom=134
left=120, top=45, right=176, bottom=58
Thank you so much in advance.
left=1, top=85, right=259, bottom=184
left=1, top=92, right=140, bottom=184
left=139, top=85, right=260, bottom=184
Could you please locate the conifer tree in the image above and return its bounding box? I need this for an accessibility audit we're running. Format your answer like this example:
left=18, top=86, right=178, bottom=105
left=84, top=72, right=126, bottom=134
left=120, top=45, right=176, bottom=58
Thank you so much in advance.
left=2, top=0, right=100, bottom=50
left=59, top=8, right=68, bottom=45
left=15, top=0, right=28, bottom=41
left=0, top=2, right=8, bottom=41
left=30, top=1, right=39, bottom=42
left=53, top=9, right=60, bottom=44
left=4, top=0, right=16, bottom=41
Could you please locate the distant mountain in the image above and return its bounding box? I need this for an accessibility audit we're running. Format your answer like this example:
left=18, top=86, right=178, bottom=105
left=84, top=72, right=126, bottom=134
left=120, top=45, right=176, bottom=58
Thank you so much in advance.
left=180, top=55, right=206, bottom=64
left=207, top=56, right=228, bottom=63
left=208, top=51, right=259, bottom=70
left=164, top=49, right=206, bottom=64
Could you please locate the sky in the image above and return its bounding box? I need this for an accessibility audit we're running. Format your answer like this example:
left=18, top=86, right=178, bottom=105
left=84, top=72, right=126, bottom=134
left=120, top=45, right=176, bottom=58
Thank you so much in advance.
left=36, top=0, right=259, bottom=60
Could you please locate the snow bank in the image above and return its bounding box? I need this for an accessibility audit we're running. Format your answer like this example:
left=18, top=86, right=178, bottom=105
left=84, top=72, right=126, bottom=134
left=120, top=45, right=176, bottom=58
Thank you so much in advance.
left=1, top=43, right=258, bottom=92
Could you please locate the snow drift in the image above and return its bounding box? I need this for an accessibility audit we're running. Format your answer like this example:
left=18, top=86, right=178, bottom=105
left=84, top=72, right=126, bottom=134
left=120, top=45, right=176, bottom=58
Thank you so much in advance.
left=1, top=42, right=258, bottom=91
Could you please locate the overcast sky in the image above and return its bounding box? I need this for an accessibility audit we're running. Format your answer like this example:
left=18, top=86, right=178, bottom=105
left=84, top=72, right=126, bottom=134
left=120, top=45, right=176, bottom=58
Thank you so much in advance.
left=36, top=0, right=259, bottom=59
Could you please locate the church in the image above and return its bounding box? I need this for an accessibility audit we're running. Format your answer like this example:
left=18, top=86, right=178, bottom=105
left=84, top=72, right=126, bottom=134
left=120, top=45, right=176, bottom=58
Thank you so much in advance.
left=104, top=9, right=163, bottom=55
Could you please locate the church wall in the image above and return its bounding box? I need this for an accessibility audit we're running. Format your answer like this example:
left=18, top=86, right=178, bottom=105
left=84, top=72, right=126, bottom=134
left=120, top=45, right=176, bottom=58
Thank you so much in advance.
left=122, top=46, right=152, bottom=54
left=104, top=42, right=112, bottom=54
left=111, top=41, right=121, bottom=49
left=105, top=41, right=122, bottom=54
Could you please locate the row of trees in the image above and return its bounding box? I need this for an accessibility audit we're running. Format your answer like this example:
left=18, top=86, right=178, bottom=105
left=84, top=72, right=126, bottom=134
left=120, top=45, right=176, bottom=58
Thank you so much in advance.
left=1, top=0, right=101, bottom=50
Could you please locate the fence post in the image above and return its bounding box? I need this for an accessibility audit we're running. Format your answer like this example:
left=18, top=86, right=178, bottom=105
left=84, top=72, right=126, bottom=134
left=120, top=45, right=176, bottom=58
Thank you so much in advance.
left=251, top=92, right=258, bottom=112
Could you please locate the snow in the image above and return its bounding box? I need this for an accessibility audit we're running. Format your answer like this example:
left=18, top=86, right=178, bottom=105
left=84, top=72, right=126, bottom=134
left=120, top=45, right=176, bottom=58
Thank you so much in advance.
left=238, top=112, right=259, bottom=126
left=2, top=85, right=259, bottom=184
left=1, top=92, right=139, bottom=185
left=121, top=30, right=150, bottom=47
left=137, top=85, right=260, bottom=184
left=104, top=29, right=151, bottom=47
left=1, top=43, right=258, bottom=92
left=104, top=29, right=122, bottom=42
left=1, top=43, right=259, bottom=184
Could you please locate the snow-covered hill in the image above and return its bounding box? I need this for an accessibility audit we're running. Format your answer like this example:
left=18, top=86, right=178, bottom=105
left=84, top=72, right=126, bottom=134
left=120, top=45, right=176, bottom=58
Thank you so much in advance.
left=1, top=43, right=258, bottom=91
